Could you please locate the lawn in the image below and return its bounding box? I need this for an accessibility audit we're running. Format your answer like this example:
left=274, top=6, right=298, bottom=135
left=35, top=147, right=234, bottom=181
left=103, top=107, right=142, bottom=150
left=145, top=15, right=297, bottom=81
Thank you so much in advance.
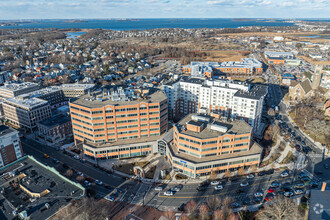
left=280, top=151, right=297, bottom=164
left=114, top=161, right=150, bottom=175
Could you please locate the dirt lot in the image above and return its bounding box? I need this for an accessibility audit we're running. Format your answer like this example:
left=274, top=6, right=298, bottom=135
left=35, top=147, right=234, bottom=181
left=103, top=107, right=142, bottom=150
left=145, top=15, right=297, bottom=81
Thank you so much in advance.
left=297, top=55, right=330, bottom=65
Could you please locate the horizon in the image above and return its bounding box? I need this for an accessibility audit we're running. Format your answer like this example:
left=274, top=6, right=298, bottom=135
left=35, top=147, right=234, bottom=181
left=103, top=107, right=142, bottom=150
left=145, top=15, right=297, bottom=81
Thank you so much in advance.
left=1, top=0, right=329, bottom=20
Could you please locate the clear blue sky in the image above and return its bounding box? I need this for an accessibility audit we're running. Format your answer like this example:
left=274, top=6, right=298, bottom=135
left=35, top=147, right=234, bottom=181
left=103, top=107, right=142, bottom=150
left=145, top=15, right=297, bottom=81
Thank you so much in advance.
left=1, top=0, right=329, bottom=20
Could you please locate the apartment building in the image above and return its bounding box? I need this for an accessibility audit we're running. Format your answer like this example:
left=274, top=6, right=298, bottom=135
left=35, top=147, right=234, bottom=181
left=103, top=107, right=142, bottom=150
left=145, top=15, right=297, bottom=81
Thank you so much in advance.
left=182, top=59, right=262, bottom=78
left=0, top=82, right=39, bottom=98
left=166, top=114, right=262, bottom=178
left=21, top=86, right=66, bottom=109
left=162, top=76, right=267, bottom=134
left=69, top=87, right=168, bottom=159
left=0, top=125, right=23, bottom=167
left=2, top=96, right=51, bottom=131
left=264, top=51, right=296, bottom=65
left=61, top=84, right=95, bottom=99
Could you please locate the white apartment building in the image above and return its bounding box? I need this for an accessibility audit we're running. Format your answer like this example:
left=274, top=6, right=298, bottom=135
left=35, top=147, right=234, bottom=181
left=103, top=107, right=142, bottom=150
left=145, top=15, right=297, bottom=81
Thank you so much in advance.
left=162, top=76, right=267, bottom=134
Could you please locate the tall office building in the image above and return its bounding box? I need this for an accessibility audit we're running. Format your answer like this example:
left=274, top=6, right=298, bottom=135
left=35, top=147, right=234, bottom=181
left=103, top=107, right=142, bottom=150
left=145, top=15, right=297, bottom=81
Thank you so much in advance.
left=69, top=87, right=168, bottom=159
left=162, top=76, right=267, bottom=134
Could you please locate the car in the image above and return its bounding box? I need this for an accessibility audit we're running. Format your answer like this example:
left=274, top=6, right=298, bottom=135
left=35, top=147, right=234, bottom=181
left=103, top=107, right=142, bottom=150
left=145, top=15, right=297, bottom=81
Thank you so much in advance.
left=43, top=154, right=50, bottom=159
left=240, top=182, right=249, bottom=187
left=243, top=198, right=251, bottom=205
left=178, top=203, right=185, bottom=211
left=298, top=172, right=307, bottom=178
left=214, top=185, right=223, bottom=190
left=84, top=180, right=91, bottom=186
left=301, top=176, right=310, bottom=182
left=173, top=185, right=183, bottom=192
left=254, top=192, right=263, bottom=197
left=294, top=189, right=304, bottom=195
left=324, top=164, right=329, bottom=169
left=210, top=180, right=220, bottom=186
left=95, top=180, right=103, bottom=185
left=155, top=185, right=164, bottom=191
left=231, top=203, right=239, bottom=208
left=197, top=186, right=207, bottom=191
left=284, top=191, right=294, bottom=197
left=291, top=132, right=296, bottom=137
left=247, top=174, right=255, bottom=179
left=265, top=169, right=274, bottom=175
left=254, top=197, right=263, bottom=204
left=281, top=171, right=289, bottom=177
left=76, top=171, right=84, bottom=177
left=164, top=191, right=174, bottom=196
left=258, top=172, right=265, bottom=176
left=106, top=196, right=116, bottom=201
left=295, top=145, right=301, bottom=151
left=301, top=141, right=306, bottom=147
left=52, top=158, right=59, bottom=164
left=296, top=136, right=302, bottom=142
left=264, top=193, right=274, bottom=201
left=295, top=182, right=305, bottom=188
left=267, top=187, right=276, bottom=193
left=288, top=128, right=292, bottom=133
left=200, top=180, right=210, bottom=187
left=270, top=181, right=280, bottom=188
left=74, top=155, right=80, bottom=160
left=310, top=181, right=319, bottom=188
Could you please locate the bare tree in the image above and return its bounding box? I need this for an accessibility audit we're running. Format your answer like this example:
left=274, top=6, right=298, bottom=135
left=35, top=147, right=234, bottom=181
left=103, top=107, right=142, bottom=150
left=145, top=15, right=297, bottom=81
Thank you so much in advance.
left=300, top=106, right=314, bottom=129
left=306, top=119, right=326, bottom=142
left=207, top=195, right=221, bottom=212
left=185, top=200, right=197, bottom=217
left=222, top=197, right=234, bottom=219
left=163, top=208, right=175, bottom=220
left=238, top=167, right=245, bottom=176
left=199, top=204, right=210, bottom=220
left=65, top=169, right=73, bottom=178
left=213, top=209, right=225, bottom=220
left=225, top=170, right=231, bottom=178
left=256, top=196, right=302, bottom=220
left=76, top=175, right=85, bottom=182
left=209, top=170, right=217, bottom=181
left=267, top=108, right=275, bottom=116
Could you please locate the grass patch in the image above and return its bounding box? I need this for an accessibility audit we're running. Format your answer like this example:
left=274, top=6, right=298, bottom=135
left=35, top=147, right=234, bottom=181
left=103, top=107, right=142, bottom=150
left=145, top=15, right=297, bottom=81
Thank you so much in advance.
left=145, top=166, right=156, bottom=179
left=114, top=161, right=150, bottom=175
left=280, top=151, right=297, bottom=164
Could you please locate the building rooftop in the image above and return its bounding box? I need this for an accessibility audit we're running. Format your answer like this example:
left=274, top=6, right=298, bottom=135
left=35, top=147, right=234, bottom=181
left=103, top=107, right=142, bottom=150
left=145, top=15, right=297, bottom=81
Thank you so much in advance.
left=71, top=88, right=167, bottom=108
left=61, top=83, right=95, bottom=91
left=5, top=97, right=49, bottom=110
left=169, top=140, right=262, bottom=164
left=0, top=82, right=39, bottom=92
left=234, top=84, right=268, bottom=100
left=0, top=156, right=84, bottom=220
left=37, top=114, right=71, bottom=128
left=22, top=86, right=62, bottom=99
left=176, top=114, right=252, bottom=139
left=0, top=125, right=17, bottom=137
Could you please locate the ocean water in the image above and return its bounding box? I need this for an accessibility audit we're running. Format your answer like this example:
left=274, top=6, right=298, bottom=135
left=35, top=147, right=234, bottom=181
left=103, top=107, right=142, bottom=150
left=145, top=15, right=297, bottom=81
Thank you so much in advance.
left=0, top=19, right=296, bottom=30
left=66, top=31, right=87, bottom=38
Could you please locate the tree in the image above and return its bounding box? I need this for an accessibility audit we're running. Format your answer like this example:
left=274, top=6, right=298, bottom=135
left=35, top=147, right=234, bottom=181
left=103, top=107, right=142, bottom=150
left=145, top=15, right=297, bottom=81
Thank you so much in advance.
left=300, top=106, right=314, bottom=129
left=213, top=209, right=225, bottom=220
left=222, top=197, right=234, bottom=219
left=256, top=196, right=302, bottom=220
left=209, top=170, right=217, bottom=181
left=185, top=200, right=197, bottom=217
left=76, top=175, right=85, bottom=182
left=306, top=119, right=326, bottom=142
left=267, top=108, right=275, bottom=116
left=238, top=167, right=245, bottom=176
left=207, top=195, right=221, bottom=211
left=163, top=208, right=175, bottom=220
left=65, top=169, right=73, bottom=177
left=225, top=169, right=231, bottom=178
left=199, top=204, right=209, bottom=220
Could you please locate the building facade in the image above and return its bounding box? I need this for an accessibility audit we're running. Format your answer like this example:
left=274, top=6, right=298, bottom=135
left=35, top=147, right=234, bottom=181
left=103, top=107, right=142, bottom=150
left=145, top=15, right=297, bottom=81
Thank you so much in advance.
left=69, top=88, right=168, bottom=159
left=2, top=96, right=51, bottom=131
left=61, top=84, right=95, bottom=99
left=0, top=82, right=39, bottom=98
left=0, top=71, right=9, bottom=85
left=162, top=76, right=267, bottom=134
left=166, top=114, right=262, bottom=178
left=0, top=125, right=23, bottom=167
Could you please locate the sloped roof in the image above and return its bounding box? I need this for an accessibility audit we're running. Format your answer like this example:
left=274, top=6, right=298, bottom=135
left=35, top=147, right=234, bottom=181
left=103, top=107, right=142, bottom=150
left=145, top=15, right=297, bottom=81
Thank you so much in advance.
left=300, top=79, right=312, bottom=94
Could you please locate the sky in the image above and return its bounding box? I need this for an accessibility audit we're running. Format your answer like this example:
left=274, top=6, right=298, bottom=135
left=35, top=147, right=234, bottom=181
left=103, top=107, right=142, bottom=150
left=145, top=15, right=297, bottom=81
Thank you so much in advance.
left=0, top=0, right=329, bottom=20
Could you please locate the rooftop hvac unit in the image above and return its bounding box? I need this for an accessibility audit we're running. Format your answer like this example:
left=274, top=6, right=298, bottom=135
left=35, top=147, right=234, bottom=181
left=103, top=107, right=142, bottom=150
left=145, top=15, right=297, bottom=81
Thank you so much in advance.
left=210, top=124, right=228, bottom=133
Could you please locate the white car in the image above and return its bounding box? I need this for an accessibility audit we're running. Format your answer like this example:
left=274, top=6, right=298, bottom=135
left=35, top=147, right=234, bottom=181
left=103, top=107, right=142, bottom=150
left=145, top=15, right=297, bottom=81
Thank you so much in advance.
left=214, top=185, right=223, bottom=190
left=164, top=191, right=174, bottom=196
left=284, top=191, right=294, bottom=197
left=210, top=181, right=220, bottom=186
left=247, top=174, right=255, bottom=179
left=240, top=182, right=249, bottom=187
left=254, top=192, right=263, bottom=197
left=74, top=155, right=80, bottom=160
left=95, top=180, right=103, bottom=185
left=281, top=171, right=289, bottom=177
left=294, top=189, right=304, bottom=195
left=155, top=186, right=164, bottom=191
left=84, top=180, right=91, bottom=186
left=76, top=172, right=84, bottom=177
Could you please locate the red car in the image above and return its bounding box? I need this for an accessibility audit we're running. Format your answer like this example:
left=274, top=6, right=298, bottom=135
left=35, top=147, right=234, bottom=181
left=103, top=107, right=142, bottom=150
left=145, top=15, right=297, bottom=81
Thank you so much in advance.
left=267, top=187, right=276, bottom=193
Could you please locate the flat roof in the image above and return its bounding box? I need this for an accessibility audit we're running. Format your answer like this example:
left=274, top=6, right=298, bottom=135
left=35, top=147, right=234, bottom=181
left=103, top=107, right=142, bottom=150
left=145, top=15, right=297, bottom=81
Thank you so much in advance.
left=0, top=82, right=38, bottom=92
left=234, top=84, right=268, bottom=100
left=5, top=97, right=49, bottom=110
left=0, top=156, right=84, bottom=220
left=176, top=114, right=251, bottom=139
left=169, top=141, right=262, bottom=164
left=61, top=84, right=95, bottom=91
left=0, top=125, right=17, bottom=137
left=71, top=89, right=167, bottom=108
left=23, top=86, right=62, bottom=99
left=37, top=114, right=71, bottom=128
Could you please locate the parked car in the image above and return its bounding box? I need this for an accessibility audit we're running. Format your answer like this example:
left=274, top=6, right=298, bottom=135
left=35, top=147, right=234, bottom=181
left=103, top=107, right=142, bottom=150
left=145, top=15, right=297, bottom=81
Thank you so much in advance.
left=214, top=185, right=223, bottom=190
left=74, top=155, right=80, bottom=160
left=284, top=191, right=294, bottom=197
left=197, top=186, right=207, bottom=191
left=173, top=184, right=183, bottom=192
left=44, top=154, right=50, bottom=159
left=294, top=189, right=304, bottom=195
left=324, top=164, right=329, bottom=169
left=270, top=181, right=280, bottom=188
left=257, top=172, right=265, bottom=176
left=95, top=180, right=103, bottom=185
left=267, top=188, right=276, bottom=193
left=52, top=158, right=59, bottom=164
left=254, top=192, right=263, bottom=197
left=240, top=182, right=249, bottom=187
left=210, top=180, right=220, bottom=186
left=247, top=174, right=255, bottom=179
left=231, top=203, right=239, bottom=208
left=155, top=185, right=164, bottom=191
left=281, top=171, right=289, bottom=177
left=295, top=182, right=305, bottom=188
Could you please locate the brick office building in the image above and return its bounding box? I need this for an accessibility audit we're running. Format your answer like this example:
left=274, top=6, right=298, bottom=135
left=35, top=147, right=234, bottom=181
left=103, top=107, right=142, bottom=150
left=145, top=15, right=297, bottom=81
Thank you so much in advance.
left=0, top=125, right=23, bottom=167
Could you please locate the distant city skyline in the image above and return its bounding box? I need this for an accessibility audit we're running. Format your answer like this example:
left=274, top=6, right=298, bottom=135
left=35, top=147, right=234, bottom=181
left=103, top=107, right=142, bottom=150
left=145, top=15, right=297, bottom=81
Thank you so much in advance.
left=0, top=0, right=329, bottom=20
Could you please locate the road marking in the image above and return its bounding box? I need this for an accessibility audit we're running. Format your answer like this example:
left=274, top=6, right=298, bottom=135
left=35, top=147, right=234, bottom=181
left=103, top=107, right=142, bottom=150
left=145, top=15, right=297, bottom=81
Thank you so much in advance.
left=158, top=176, right=290, bottom=199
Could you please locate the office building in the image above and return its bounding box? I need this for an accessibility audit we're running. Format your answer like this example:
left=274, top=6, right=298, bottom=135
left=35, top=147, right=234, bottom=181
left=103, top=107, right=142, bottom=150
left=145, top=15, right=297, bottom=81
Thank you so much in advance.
left=264, top=51, right=296, bottom=65
left=0, top=82, right=39, bottom=99
left=166, top=114, right=262, bottom=178
left=61, top=84, right=95, bottom=98
left=2, top=96, right=51, bottom=131
left=0, top=71, right=9, bottom=84
left=0, top=125, right=23, bottom=167
left=162, top=76, right=267, bottom=134
left=69, top=87, right=168, bottom=159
